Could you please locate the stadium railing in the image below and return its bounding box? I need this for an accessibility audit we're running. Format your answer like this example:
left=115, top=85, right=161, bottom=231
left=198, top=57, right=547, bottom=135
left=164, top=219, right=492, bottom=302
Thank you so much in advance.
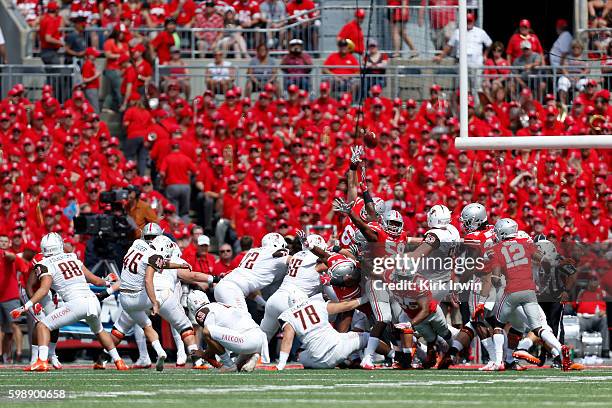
left=22, top=2, right=482, bottom=59
left=154, top=62, right=611, bottom=105
left=577, top=27, right=612, bottom=59
left=0, top=63, right=81, bottom=101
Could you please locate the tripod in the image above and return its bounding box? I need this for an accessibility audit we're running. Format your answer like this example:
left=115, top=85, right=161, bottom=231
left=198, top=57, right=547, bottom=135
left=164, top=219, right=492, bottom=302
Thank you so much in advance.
left=90, top=258, right=120, bottom=278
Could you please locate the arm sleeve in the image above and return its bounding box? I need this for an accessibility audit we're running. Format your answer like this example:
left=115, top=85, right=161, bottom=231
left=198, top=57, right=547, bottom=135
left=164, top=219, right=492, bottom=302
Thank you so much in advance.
left=147, top=254, right=165, bottom=270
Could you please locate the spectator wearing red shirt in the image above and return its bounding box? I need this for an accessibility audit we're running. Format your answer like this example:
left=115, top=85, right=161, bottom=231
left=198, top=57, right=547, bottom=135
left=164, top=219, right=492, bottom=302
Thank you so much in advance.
left=418, top=0, right=457, bottom=50
left=337, top=9, right=365, bottom=55
left=150, top=18, right=178, bottom=65
left=166, top=0, right=197, bottom=27
left=102, top=27, right=127, bottom=112
left=194, top=2, right=224, bottom=54
left=39, top=2, right=64, bottom=65
left=123, top=96, right=152, bottom=175
left=119, top=55, right=137, bottom=112
left=159, top=142, right=197, bottom=220
left=323, top=39, right=359, bottom=97
left=0, top=233, right=18, bottom=362
left=212, top=243, right=234, bottom=277
left=81, top=47, right=102, bottom=113
left=506, top=19, right=544, bottom=63
left=183, top=235, right=216, bottom=275
left=576, top=274, right=609, bottom=357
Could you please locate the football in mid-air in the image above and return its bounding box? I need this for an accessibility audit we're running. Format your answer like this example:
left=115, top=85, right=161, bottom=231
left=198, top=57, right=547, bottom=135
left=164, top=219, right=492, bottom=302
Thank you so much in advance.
left=364, top=131, right=378, bottom=148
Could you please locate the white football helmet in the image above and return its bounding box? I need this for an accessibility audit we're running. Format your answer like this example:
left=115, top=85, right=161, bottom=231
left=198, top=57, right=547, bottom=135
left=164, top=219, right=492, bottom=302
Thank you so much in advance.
left=360, top=196, right=386, bottom=221
left=150, top=235, right=174, bottom=259
left=142, top=223, right=164, bottom=243
left=494, top=218, right=519, bottom=242
left=305, top=234, right=326, bottom=251
left=41, top=233, right=63, bottom=257
left=171, top=241, right=182, bottom=258
left=262, top=232, right=287, bottom=249
left=382, top=210, right=404, bottom=236
left=287, top=287, right=309, bottom=307
left=536, top=239, right=558, bottom=263
left=427, top=204, right=451, bottom=228
left=187, top=290, right=210, bottom=315
left=459, top=203, right=487, bottom=232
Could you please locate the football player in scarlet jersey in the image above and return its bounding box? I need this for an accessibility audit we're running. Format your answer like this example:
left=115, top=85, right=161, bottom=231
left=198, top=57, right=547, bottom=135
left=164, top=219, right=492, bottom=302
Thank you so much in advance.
left=488, top=219, right=572, bottom=371
left=333, top=190, right=414, bottom=369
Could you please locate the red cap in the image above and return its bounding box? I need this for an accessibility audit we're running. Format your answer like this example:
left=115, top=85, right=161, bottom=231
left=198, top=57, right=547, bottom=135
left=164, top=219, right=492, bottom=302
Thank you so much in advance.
left=355, top=8, right=365, bottom=19
left=320, top=82, right=330, bottom=91
left=47, top=1, right=59, bottom=10
left=519, top=19, right=531, bottom=28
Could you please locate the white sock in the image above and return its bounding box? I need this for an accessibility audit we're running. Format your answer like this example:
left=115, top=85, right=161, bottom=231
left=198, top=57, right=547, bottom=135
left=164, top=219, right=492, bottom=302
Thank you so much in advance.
left=481, top=337, right=495, bottom=361
left=540, top=329, right=562, bottom=356
left=492, top=333, right=504, bottom=364
left=386, top=348, right=395, bottom=359
left=151, top=340, right=166, bottom=358
left=517, top=337, right=533, bottom=351
left=49, top=342, right=57, bottom=357
left=401, top=347, right=412, bottom=355
left=186, top=344, right=197, bottom=353
left=172, top=327, right=186, bottom=355
left=134, top=325, right=150, bottom=361
left=31, top=345, right=39, bottom=364
left=108, top=348, right=121, bottom=362
left=363, top=337, right=379, bottom=362
left=39, top=345, right=49, bottom=361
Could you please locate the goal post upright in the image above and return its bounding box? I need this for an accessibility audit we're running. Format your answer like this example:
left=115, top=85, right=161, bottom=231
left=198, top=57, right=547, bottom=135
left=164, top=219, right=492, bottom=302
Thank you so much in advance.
left=453, top=0, right=612, bottom=150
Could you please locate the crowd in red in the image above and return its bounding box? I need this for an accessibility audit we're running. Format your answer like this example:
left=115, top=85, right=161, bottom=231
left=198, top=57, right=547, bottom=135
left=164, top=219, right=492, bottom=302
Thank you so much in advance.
left=0, top=73, right=610, bottom=256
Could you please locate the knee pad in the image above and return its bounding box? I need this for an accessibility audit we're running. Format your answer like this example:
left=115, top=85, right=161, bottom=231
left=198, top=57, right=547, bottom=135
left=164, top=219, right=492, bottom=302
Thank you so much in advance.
left=180, top=328, right=195, bottom=340
left=111, top=327, right=126, bottom=340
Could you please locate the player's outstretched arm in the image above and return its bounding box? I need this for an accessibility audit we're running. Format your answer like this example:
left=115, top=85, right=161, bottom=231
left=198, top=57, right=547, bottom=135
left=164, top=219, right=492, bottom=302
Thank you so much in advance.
left=333, top=198, right=377, bottom=242
left=276, top=323, right=295, bottom=371
left=26, top=265, right=39, bottom=298
left=177, top=269, right=219, bottom=286
left=326, top=296, right=368, bottom=315
left=83, top=266, right=107, bottom=287
left=347, top=145, right=364, bottom=202
left=11, top=271, right=52, bottom=317
left=409, top=296, right=431, bottom=326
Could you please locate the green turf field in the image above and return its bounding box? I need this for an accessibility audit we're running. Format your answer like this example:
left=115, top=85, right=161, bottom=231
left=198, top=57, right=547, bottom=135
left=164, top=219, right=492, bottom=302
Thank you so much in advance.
left=1, top=368, right=612, bottom=407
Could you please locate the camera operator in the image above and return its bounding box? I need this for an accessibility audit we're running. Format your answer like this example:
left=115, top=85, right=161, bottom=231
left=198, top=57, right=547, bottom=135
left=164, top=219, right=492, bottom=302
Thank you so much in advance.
left=126, top=185, right=158, bottom=238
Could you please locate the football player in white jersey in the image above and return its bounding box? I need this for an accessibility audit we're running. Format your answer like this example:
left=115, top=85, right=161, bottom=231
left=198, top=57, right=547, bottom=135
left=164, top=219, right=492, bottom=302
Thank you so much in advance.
left=11, top=233, right=128, bottom=372
left=214, top=232, right=289, bottom=310
left=22, top=258, right=62, bottom=369
left=260, top=233, right=341, bottom=341
left=415, top=205, right=460, bottom=301
left=276, top=290, right=373, bottom=370
left=102, top=235, right=191, bottom=371
left=187, top=290, right=270, bottom=372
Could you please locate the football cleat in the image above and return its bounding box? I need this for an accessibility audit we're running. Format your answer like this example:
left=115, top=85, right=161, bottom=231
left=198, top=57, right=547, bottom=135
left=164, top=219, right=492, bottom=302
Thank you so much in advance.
left=569, top=362, right=585, bottom=371
left=512, top=350, right=541, bottom=365
left=552, top=356, right=562, bottom=369
left=156, top=355, right=166, bottom=372
left=561, top=345, right=571, bottom=372
left=394, top=352, right=412, bottom=370
left=132, top=357, right=152, bottom=369
left=240, top=353, right=260, bottom=372
left=437, top=353, right=454, bottom=370
left=176, top=350, right=187, bottom=367
left=93, top=361, right=107, bottom=370
left=218, top=364, right=237, bottom=373
left=423, top=348, right=437, bottom=369
left=505, top=360, right=527, bottom=371
left=115, top=359, right=129, bottom=371
left=205, top=356, right=222, bottom=369
left=26, top=358, right=50, bottom=372
left=479, top=361, right=505, bottom=371
left=50, top=355, right=62, bottom=370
